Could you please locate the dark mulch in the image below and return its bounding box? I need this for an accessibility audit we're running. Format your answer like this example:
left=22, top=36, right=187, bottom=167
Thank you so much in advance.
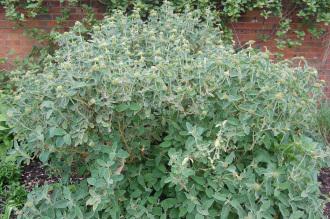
left=21, top=160, right=84, bottom=191
left=21, top=161, right=59, bottom=191
left=319, top=168, right=330, bottom=218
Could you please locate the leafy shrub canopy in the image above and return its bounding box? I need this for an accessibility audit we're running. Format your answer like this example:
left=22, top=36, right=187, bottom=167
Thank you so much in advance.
left=9, top=4, right=327, bottom=219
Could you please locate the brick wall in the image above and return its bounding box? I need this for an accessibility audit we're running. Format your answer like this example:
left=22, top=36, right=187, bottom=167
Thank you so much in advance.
left=231, top=10, right=330, bottom=97
left=0, top=1, right=105, bottom=69
left=0, top=3, right=329, bottom=96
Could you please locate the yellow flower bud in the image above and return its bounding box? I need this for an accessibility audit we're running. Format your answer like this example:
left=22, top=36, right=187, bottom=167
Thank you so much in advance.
left=275, top=92, right=284, bottom=100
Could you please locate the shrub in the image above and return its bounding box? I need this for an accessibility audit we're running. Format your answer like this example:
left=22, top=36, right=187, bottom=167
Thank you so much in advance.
left=9, top=4, right=327, bottom=218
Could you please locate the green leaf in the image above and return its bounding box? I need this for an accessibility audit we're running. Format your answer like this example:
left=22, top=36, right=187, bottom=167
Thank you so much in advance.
left=225, top=152, right=235, bottom=164
left=179, top=206, right=187, bottom=217
left=63, top=134, right=71, bottom=145
left=0, top=125, right=8, bottom=131
left=220, top=205, right=230, bottom=219
left=191, top=176, right=206, bottom=185
left=63, top=187, right=72, bottom=200
left=129, top=103, right=142, bottom=111
left=182, top=169, right=195, bottom=177
left=186, top=122, right=193, bottom=132
left=152, top=207, right=162, bottom=216
left=116, top=104, right=129, bottom=112
left=87, top=178, right=97, bottom=186
left=49, top=127, right=66, bottom=137
left=39, top=151, right=50, bottom=163
left=131, top=189, right=142, bottom=198
left=0, top=114, right=6, bottom=122
left=187, top=201, right=195, bottom=213
left=86, top=190, right=101, bottom=212
left=55, top=137, right=65, bottom=147
left=161, top=198, right=177, bottom=209
left=54, top=200, right=69, bottom=208
left=160, top=141, right=171, bottom=148
left=196, top=205, right=209, bottom=216
left=137, top=175, right=146, bottom=187
left=290, top=210, right=304, bottom=219
left=117, top=149, right=129, bottom=158
left=213, top=193, right=227, bottom=202
left=230, top=200, right=245, bottom=218
left=71, top=82, right=87, bottom=89
left=195, top=213, right=204, bottom=219
left=75, top=206, right=83, bottom=218
left=96, top=159, right=107, bottom=167
left=41, top=101, right=54, bottom=108
left=260, top=200, right=271, bottom=212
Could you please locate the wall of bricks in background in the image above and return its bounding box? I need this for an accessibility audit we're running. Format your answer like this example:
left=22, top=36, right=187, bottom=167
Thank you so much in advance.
left=231, top=10, right=330, bottom=97
left=0, top=3, right=329, bottom=96
left=0, top=0, right=105, bottom=69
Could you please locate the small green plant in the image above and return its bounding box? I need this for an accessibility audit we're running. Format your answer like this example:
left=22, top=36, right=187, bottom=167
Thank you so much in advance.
left=0, top=161, right=27, bottom=218
left=0, top=161, right=20, bottom=186
left=317, top=101, right=330, bottom=144
left=9, top=4, right=328, bottom=218
left=5, top=183, right=27, bottom=208
left=0, top=95, right=12, bottom=158
left=2, top=202, right=16, bottom=219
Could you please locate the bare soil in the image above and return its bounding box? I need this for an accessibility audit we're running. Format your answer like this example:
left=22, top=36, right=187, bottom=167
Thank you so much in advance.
left=319, top=168, right=330, bottom=218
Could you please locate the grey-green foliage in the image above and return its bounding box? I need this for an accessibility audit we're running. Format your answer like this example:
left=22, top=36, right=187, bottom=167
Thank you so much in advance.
left=9, top=4, right=328, bottom=219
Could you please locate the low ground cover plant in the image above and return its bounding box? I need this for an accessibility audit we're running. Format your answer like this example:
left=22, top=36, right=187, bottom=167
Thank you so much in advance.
left=0, top=95, right=11, bottom=157
left=0, top=161, right=27, bottom=219
left=317, top=101, right=330, bottom=144
left=8, top=4, right=328, bottom=218
left=0, top=94, right=27, bottom=218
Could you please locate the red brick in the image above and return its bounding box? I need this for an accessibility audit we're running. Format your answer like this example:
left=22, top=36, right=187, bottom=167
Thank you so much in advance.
left=1, top=3, right=330, bottom=97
